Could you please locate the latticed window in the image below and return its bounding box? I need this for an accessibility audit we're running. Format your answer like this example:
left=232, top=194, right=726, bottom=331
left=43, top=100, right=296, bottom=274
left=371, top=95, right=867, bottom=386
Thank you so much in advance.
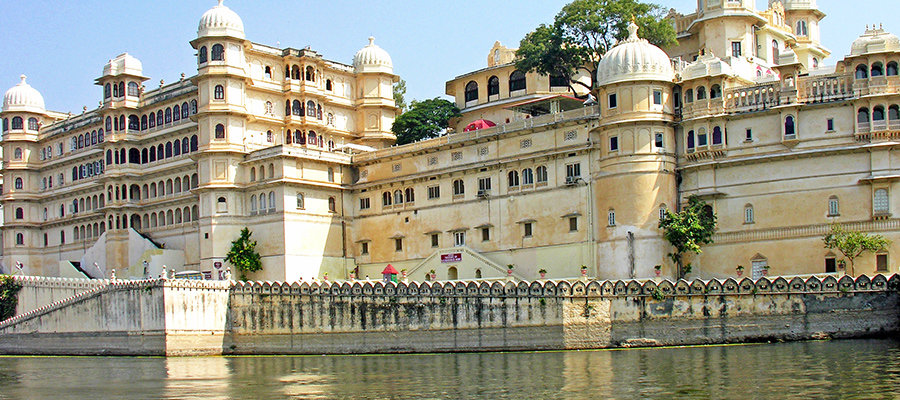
left=874, top=189, right=889, bottom=215
left=828, top=196, right=839, bottom=216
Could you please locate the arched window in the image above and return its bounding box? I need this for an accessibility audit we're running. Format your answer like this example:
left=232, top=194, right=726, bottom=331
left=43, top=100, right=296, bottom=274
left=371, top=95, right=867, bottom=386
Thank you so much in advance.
left=14, top=177, right=23, bottom=189
left=127, top=82, right=139, bottom=97
left=712, top=126, right=723, bottom=145
left=11, top=116, right=23, bottom=130
left=697, top=128, right=708, bottom=146
left=164, top=108, right=172, bottom=124
left=889, top=105, right=900, bottom=121
left=305, top=66, right=315, bottom=81
left=772, top=40, right=779, bottom=62
left=874, top=188, right=890, bottom=215
left=796, top=20, right=807, bottom=36
left=659, top=204, right=668, bottom=221
left=856, top=64, right=869, bottom=79
left=266, top=130, right=273, bottom=143
left=784, top=115, right=796, bottom=137
left=113, top=82, right=119, bottom=98
left=214, top=85, right=224, bottom=100
left=16, top=233, right=24, bottom=246
left=264, top=66, right=272, bottom=80
left=156, top=111, right=164, bottom=127
left=173, top=105, right=181, bottom=122
left=813, top=58, right=819, bottom=69
left=104, top=83, right=111, bottom=99
left=684, top=89, right=693, bottom=103
left=215, top=124, right=225, bottom=139
left=292, top=100, right=301, bottom=115
left=696, top=86, right=707, bottom=100
left=608, top=209, right=616, bottom=226
left=382, top=191, right=392, bottom=206
left=858, top=107, right=870, bottom=123
left=464, top=81, right=478, bottom=102
left=250, top=195, right=257, bottom=213
left=306, top=101, right=316, bottom=117
left=686, top=130, right=695, bottom=149
left=328, top=197, right=336, bottom=212
left=307, top=131, right=317, bottom=146
left=190, top=100, right=198, bottom=114
left=27, top=117, right=39, bottom=131
left=325, top=79, right=332, bottom=91
left=296, top=193, right=305, bottom=209
left=536, top=166, right=548, bottom=183
left=258, top=193, right=266, bottom=211
left=211, top=44, right=224, bottom=61
left=508, top=170, right=519, bottom=187
left=828, top=196, right=840, bottom=216
left=872, top=62, right=884, bottom=77
left=873, top=106, right=885, bottom=121
left=522, top=168, right=534, bottom=185
left=394, top=190, right=404, bottom=205
left=405, top=188, right=415, bottom=203
left=217, top=196, right=228, bottom=213
left=888, top=62, right=899, bottom=76
left=181, top=102, right=189, bottom=119
left=165, top=142, right=173, bottom=158
left=487, top=76, right=500, bottom=96
left=199, top=46, right=208, bottom=63
left=15, top=207, right=24, bottom=220
left=710, top=84, right=722, bottom=99
left=291, top=65, right=300, bottom=80
left=744, top=204, right=754, bottom=224
left=268, top=192, right=275, bottom=211
left=327, top=167, right=334, bottom=182
left=509, top=70, right=526, bottom=92
left=183, top=137, right=190, bottom=153
left=453, top=179, right=465, bottom=196
left=157, top=144, right=164, bottom=160
left=191, top=135, right=199, bottom=151
left=13, top=147, right=22, bottom=160
left=118, top=82, right=125, bottom=99
left=173, top=140, right=181, bottom=156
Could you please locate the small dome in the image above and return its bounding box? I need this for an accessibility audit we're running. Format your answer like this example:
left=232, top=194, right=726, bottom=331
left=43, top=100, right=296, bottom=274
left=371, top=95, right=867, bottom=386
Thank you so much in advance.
left=851, top=25, right=900, bottom=56
left=778, top=47, right=800, bottom=65
left=198, top=0, right=245, bottom=39
left=102, top=53, right=144, bottom=77
left=353, top=37, right=393, bottom=74
left=3, top=75, right=45, bottom=113
left=682, top=52, right=734, bottom=81
left=596, top=21, right=674, bottom=86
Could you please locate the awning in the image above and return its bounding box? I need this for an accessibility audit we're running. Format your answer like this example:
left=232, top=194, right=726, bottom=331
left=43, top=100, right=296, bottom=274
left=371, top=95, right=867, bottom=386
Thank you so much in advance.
left=463, top=119, right=497, bottom=132
left=504, top=94, right=585, bottom=116
left=382, top=264, right=399, bottom=275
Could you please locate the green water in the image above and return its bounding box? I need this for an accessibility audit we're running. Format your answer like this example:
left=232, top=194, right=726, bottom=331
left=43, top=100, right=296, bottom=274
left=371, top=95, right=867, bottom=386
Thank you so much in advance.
left=0, top=338, right=898, bottom=399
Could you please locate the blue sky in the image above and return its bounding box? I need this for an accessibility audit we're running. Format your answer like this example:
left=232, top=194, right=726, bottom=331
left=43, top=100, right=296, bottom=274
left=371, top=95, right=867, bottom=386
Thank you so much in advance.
left=0, top=0, right=895, bottom=113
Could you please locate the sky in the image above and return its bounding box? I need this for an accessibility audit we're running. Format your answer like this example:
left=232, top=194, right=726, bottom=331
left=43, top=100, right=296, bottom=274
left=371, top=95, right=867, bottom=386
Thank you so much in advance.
left=0, top=0, right=897, bottom=114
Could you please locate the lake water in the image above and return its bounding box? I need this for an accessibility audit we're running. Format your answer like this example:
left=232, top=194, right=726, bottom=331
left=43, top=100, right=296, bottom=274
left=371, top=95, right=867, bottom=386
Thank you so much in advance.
left=0, top=338, right=897, bottom=399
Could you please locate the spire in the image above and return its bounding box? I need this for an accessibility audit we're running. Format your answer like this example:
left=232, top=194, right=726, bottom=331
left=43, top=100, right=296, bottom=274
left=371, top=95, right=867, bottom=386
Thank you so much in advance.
left=217, top=0, right=224, bottom=6
left=368, top=36, right=375, bottom=46
left=19, top=75, right=26, bottom=85
left=627, top=20, right=639, bottom=41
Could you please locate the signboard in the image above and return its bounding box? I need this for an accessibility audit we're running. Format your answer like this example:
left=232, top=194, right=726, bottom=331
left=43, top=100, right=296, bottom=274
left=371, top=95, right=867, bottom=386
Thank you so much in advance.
left=441, top=253, right=462, bottom=263
left=202, top=271, right=213, bottom=280
left=214, top=262, right=223, bottom=269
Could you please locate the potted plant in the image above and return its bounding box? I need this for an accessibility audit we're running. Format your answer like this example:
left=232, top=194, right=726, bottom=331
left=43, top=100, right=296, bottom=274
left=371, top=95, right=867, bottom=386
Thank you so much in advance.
left=580, top=265, right=588, bottom=277
left=507, top=264, right=515, bottom=275
left=736, top=265, right=744, bottom=277
left=538, top=269, right=547, bottom=279
left=401, top=269, right=408, bottom=278
left=837, top=260, right=846, bottom=270
left=762, top=265, right=770, bottom=276
left=323, top=272, right=329, bottom=281
left=429, top=269, right=436, bottom=281
left=654, top=265, right=662, bottom=277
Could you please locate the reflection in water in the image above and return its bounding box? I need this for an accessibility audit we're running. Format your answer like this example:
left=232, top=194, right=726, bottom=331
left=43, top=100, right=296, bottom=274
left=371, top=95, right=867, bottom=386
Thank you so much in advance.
left=0, top=339, right=897, bottom=399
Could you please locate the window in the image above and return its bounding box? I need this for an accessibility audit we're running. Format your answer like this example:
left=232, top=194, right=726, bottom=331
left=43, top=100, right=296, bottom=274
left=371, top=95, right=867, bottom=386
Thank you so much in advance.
left=481, top=227, right=490, bottom=241
left=199, top=46, right=208, bottom=63
left=745, top=128, right=753, bottom=141
left=361, top=242, right=369, bottom=255
left=13, top=148, right=22, bottom=160
left=872, top=62, right=884, bottom=77
left=478, top=177, right=491, bottom=193
left=684, top=89, right=693, bottom=103
left=536, top=166, right=548, bottom=183
left=464, top=81, right=478, bottom=102
left=550, top=73, right=567, bottom=88
left=431, top=234, right=439, bottom=248
left=609, top=136, right=619, bottom=152
left=454, top=231, right=465, bottom=247
left=11, top=117, right=23, bottom=130
left=509, top=70, right=526, bottom=92
left=608, top=209, right=616, bottom=226
left=752, top=256, right=768, bottom=279
left=15, top=207, right=24, bottom=220
left=359, top=197, right=370, bottom=210
left=328, top=197, right=336, bottom=212
left=395, top=238, right=403, bottom=252
left=524, top=222, right=533, bottom=237
left=522, top=168, right=534, bottom=185
left=655, top=132, right=664, bottom=149
left=27, top=117, right=39, bottom=131
left=487, top=76, right=500, bottom=96
left=327, top=167, right=334, bottom=183
left=856, top=64, right=868, bottom=79
left=697, top=128, right=708, bottom=147
left=653, top=90, right=662, bottom=105
left=394, top=190, right=404, bottom=205
left=874, top=106, right=885, bottom=121
left=217, top=196, right=228, bottom=213
left=874, top=188, right=889, bottom=215
left=215, top=124, right=225, bottom=139
left=453, top=179, right=465, bottom=196
left=569, top=217, right=578, bottom=232
left=608, top=93, right=617, bottom=109
left=382, top=192, right=392, bottom=207
left=566, top=163, right=581, bottom=179
left=250, top=195, right=257, bottom=213
left=731, top=41, right=742, bottom=57
left=876, top=254, right=889, bottom=272
left=744, top=204, right=755, bottom=224
left=784, top=116, right=796, bottom=138
left=888, top=62, right=899, bottom=76
left=427, top=185, right=440, bottom=199
left=211, top=44, right=224, bottom=61
left=696, top=86, right=707, bottom=100
left=16, top=233, right=24, bottom=246
left=214, top=85, right=224, bottom=100
left=710, top=85, right=722, bottom=99
left=828, top=196, right=840, bottom=216
left=296, top=193, right=305, bottom=209
left=508, top=170, right=519, bottom=188
left=14, top=177, right=23, bottom=190
left=712, top=126, right=723, bottom=145
left=659, top=204, right=668, bottom=221
left=405, top=188, right=415, bottom=203
left=825, top=257, right=836, bottom=273
left=772, top=40, right=779, bottom=63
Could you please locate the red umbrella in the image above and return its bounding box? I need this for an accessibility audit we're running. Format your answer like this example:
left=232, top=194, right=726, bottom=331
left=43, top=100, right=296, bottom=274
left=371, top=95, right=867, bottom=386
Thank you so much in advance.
left=381, top=264, right=399, bottom=275
left=463, top=119, right=497, bottom=132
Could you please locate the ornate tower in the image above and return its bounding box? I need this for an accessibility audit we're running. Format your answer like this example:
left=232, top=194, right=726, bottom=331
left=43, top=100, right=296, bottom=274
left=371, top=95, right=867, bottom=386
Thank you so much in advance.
left=352, top=37, right=399, bottom=148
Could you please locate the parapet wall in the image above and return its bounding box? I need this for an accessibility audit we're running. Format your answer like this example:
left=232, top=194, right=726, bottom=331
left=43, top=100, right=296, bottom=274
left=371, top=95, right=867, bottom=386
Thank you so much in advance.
left=12, top=276, right=109, bottom=315
left=1, top=274, right=898, bottom=356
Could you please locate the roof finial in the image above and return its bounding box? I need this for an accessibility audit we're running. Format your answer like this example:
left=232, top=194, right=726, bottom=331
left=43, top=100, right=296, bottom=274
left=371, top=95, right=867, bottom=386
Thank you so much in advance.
left=19, top=75, right=26, bottom=84
left=627, top=18, right=639, bottom=40
left=217, top=0, right=223, bottom=6
left=368, top=36, right=375, bottom=45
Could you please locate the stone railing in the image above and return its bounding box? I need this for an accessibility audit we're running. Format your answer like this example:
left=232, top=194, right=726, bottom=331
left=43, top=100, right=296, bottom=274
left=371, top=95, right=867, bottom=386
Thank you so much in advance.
left=796, top=72, right=854, bottom=103
left=229, top=273, right=899, bottom=298
left=724, top=83, right=781, bottom=113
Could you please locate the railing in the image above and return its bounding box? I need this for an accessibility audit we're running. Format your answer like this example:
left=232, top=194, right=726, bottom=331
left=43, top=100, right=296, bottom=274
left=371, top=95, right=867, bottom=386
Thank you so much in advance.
left=724, top=83, right=781, bottom=113
left=796, top=72, right=853, bottom=103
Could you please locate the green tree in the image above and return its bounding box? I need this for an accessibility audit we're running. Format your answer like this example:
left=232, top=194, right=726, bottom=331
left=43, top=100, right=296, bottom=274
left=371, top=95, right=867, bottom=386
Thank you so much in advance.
left=390, top=98, right=460, bottom=145
left=393, top=79, right=408, bottom=113
left=659, top=196, right=717, bottom=279
left=225, top=228, right=262, bottom=280
left=823, top=224, right=891, bottom=276
left=515, top=0, right=677, bottom=96
left=0, top=275, right=23, bottom=321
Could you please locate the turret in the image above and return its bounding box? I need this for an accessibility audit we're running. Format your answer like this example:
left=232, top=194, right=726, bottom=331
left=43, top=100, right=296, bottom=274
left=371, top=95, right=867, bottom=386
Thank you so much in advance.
left=352, top=37, right=399, bottom=148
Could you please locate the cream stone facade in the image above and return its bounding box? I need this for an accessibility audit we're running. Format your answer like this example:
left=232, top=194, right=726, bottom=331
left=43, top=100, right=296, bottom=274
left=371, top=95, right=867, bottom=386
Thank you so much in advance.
left=2, top=0, right=900, bottom=282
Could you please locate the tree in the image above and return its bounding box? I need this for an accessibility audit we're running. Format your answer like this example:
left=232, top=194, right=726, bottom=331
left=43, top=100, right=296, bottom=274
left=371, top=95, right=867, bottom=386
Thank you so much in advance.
left=659, top=196, right=717, bottom=279
left=515, top=0, right=677, bottom=96
left=390, top=98, right=460, bottom=145
left=823, top=224, right=891, bottom=276
left=225, top=228, right=262, bottom=280
left=0, top=275, right=23, bottom=321
left=393, top=79, right=408, bottom=113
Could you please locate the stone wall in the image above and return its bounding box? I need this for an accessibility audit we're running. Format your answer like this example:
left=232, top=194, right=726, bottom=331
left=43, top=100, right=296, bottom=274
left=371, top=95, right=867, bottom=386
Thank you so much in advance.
left=13, top=276, right=109, bottom=315
left=1, top=274, right=897, bottom=356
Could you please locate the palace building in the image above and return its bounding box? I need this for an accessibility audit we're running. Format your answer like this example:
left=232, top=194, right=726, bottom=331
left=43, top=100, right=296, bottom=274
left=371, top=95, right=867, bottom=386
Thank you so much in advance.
left=2, top=0, right=899, bottom=282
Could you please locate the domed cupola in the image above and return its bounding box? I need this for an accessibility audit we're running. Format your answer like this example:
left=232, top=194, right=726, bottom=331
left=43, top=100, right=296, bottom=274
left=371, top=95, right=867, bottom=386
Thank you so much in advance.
left=3, top=75, right=45, bottom=114
left=353, top=37, right=394, bottom=74
left=198, top=0, right=245, bottom=39
left=596, top=21, right=675, bottom=87
left=850, top=25, right=900, bottom=56
left=102, top=53, right=144, bottom=78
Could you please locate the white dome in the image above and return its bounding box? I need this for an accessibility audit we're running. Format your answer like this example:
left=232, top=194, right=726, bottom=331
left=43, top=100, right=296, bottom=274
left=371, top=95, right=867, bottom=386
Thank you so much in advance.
left=597, top=21, right=675, bottom=86
left=851, top=26, right=900, bottom=56
left=3, top=75, right=45, bottom=113
left=198, top=0, right=245, bottom=39
left=102, top=53, right=144, bottom=77
left=353, top=37, right=393, bottom=74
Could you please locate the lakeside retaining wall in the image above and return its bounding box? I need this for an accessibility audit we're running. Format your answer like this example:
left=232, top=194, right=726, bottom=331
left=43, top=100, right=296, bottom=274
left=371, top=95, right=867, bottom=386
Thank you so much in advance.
left=1, top=274, right=898, bottom=356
